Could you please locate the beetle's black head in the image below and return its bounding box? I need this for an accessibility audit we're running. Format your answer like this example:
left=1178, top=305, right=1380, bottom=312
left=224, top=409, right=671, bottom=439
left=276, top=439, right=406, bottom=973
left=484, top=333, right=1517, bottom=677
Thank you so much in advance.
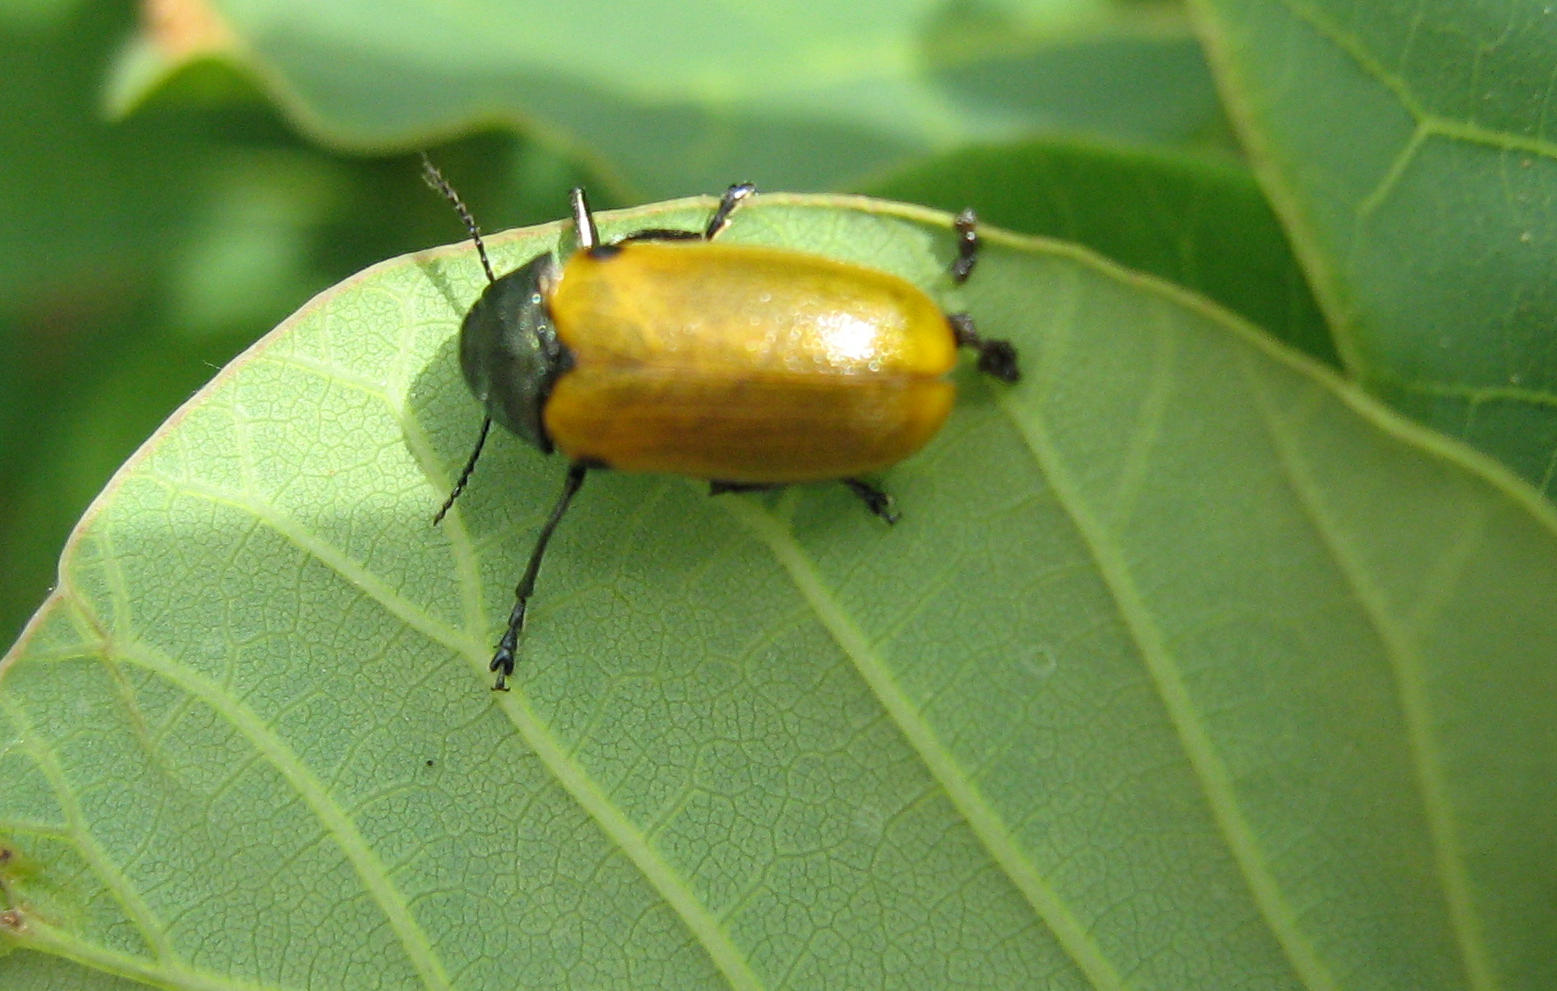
left=458, top=253, right=570, bottom=453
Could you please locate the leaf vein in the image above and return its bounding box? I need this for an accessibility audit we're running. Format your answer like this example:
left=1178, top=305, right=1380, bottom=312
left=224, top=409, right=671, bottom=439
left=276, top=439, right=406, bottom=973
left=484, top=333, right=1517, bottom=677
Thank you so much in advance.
left=1239, top=353, right=1494, bottom=990
left=722, top=498, right=1125, bottom=989
left=116, top=641, right=455, bottom=991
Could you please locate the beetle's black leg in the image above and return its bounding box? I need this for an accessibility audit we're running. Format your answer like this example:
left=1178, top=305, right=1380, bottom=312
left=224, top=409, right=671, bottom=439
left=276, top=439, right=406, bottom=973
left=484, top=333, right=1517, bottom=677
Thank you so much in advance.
left=613, top=182, right=758, bottom=246
left=948, top=312, right=1020, bottom=383
left=703, top=182, right=756, bottom=239
left=943, top=208, right=1019, bottom=381
left=950, top=207, right=979, bottom=284
left=433, top=416, right=494, bottom=525
left=843, top=478, right=899, bottom=524
left=716, top=479, right=896, bottom=524
left=489, top=462, right=589, bottom=691
left=708, top=479, right=780, bottom=497
left=576, top=188, right=701, bottom=248
left=612, top=228, right=704, bottom=245
left=951, top=208, right=979, bottom=284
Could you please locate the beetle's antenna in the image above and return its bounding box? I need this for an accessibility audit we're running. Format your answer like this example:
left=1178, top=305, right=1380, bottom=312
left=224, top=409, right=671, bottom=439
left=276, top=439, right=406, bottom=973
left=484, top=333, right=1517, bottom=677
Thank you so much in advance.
left=421, top=153, right=496, bottom=284
left=569, top=188, right=599, bottom=250
left=433, top=416, right=493, bottom=525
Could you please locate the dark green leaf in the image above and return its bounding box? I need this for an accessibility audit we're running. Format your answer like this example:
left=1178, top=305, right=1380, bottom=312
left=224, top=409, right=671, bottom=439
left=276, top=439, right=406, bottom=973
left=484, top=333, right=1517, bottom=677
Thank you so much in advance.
left=1191, top=0, right=1557, bottom=498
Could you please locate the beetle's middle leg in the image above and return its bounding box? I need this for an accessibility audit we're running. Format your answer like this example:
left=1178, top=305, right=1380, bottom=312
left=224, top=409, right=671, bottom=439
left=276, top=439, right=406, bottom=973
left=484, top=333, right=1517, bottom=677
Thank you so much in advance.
left=710, top=478, right=898, bottom=524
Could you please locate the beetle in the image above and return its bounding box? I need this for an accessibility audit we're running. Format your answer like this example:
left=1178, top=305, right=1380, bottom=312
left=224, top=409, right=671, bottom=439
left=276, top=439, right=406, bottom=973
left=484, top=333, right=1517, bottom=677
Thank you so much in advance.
left=423, top=158, right=1019, bottom=690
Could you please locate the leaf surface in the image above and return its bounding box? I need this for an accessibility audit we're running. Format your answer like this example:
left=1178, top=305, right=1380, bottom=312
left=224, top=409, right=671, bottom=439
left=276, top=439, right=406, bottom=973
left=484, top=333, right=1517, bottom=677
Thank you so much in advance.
left=2, top=195, right=1555, bottom=989
left=1191, top=0, right=1557, bottom=497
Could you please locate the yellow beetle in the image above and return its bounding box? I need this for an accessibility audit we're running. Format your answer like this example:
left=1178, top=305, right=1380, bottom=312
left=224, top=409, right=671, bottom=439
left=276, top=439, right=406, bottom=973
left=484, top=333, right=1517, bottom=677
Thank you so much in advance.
left=425, top=161, right=1018, bottom=689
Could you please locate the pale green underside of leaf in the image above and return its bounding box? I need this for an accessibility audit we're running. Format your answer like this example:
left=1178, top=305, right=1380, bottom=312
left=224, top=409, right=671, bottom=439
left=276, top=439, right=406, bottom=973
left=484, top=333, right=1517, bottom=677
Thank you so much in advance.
left=1190, top=0, right=1557, bottom=499
left=2, top=196, right=1555, bottom=989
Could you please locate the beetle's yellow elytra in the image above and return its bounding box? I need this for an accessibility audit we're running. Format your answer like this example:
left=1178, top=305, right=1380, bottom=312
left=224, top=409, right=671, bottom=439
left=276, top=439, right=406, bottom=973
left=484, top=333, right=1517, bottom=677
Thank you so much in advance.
left=543, top=242, right=958, bottom=481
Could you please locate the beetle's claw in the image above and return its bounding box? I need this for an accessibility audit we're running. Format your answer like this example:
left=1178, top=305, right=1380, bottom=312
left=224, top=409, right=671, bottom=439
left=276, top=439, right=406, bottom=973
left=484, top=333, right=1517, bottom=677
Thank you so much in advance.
left=978, top=341, right=1020, bottom=383
left=489, top=651, right=515, bottom=692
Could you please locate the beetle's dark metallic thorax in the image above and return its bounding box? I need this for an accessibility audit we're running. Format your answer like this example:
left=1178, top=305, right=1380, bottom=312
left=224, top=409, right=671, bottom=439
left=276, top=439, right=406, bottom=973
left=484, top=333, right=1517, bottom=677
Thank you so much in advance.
left=458, top=254, right=574, bottom=454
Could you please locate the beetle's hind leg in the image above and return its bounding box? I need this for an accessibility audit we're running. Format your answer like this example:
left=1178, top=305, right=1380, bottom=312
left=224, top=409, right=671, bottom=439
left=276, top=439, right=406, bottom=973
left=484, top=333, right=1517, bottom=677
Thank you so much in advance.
left=843, top=478, right=899, bottom=524
left=948, top=313, right=1020, bottom=383
left=711, top=478, right=898, bottom=524
left=942, top=209, right=1019, bottom=382
left=709, top=479, right=780, bottom=497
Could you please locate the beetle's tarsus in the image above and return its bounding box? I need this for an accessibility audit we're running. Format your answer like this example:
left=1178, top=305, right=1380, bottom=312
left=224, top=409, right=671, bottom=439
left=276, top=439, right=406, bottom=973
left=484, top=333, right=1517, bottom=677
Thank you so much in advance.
left=951, top=208, right=979, bottom=284
left=844, top=478, right=899, bottom=524
left=486, top=464, right=588, bottom=691
left=705, top=183, right=756, bottom=240
left=948, top=312, right=1020, bottom=383
left=976, top=340, right=1020, bottom=383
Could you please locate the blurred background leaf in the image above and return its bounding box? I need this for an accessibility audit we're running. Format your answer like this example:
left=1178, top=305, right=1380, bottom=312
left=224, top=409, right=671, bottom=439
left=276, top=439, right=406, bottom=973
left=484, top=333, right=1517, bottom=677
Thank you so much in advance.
left=108, top=0, right=1228, bottom=197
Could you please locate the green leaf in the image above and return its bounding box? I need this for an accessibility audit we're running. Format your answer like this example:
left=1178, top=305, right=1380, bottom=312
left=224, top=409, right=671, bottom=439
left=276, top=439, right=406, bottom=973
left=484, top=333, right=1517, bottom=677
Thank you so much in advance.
left=3, top=196, right=1555, bottom=989
left=110, top=0, right=1224, bottom=197
left=1190, top=0, right=1557, bottom=499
